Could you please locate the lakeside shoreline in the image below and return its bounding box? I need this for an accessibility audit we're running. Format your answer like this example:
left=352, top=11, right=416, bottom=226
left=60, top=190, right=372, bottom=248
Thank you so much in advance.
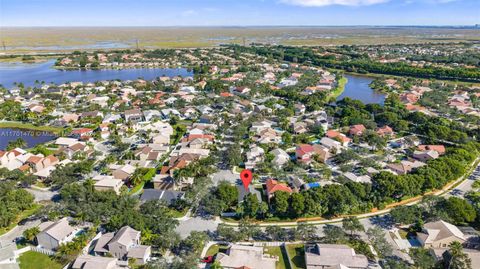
left=328, top=76, right=347, bottom=101
left=0, top=121, right=64, bottom=134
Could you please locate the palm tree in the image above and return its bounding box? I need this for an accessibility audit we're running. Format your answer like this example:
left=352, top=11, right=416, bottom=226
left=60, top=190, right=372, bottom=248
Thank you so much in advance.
left=445, top=241, right=472, bottom=269
left=23, top=227, right=40, bottom=242
left=130, top=170, right=143, bottom=186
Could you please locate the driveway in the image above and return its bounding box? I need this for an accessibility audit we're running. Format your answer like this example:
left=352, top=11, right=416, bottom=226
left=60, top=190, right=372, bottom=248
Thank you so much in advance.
left=445, top=163, right=480, bottom=198
left=210, top=170, right=239, bottom=186
left=176, top=216, right=221, bottom=239
left=0, top=219, right=41, bottom=242
left=26, top=187, right=58, bottom=202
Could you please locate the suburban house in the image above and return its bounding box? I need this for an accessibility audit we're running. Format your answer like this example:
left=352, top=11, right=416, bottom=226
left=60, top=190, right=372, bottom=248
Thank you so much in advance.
left=111, top=164, right=136, bottom=180
left=270, top=148, right=291, bottom=167
left=36, top=218, right=77, bottom=250
left=245, top=145, right=265, bottom=170
left=72, top=255, right=127, bottom=269
left=296, top=144, right=331, bottom=164
left=237, top=184, right=263, bottom=204
left=216, top=244, right=276, bottom=269
left=349, top=124, right=366, bottom=136
left=304, top=244, right=369, bottom=269
left=124, top=109, right=143, bottom=123
left=417, top=145, right=446, bottom=155
left=93, top=175, right=125, bottom=195
left=139, top=189, right=184, bottom=205
left=93, top=226, right=151, bottom=265
left=416, top=220, right=466, bottom=249
left=152, top=134, right=170, bottom=145
left=320, top=137, right=342, bottom=153
left=326, top=130, right=351, bottom=147
left=71, top=128, right=94, bottom=139
left=143, top=110, right=162, bottom=122
left=430, top=248, right=480, bottom=269
left=376, top=125, right=395, bottom=137
left=413, top=150, right=439, bottom=162
left=387, top=159, right=425, bottom=175
left=265, top=178, right=293, bottom=200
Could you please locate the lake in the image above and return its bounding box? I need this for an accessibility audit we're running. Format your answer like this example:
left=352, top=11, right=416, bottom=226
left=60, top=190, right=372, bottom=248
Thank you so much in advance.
left=0, top=60, right=193, bottom=88
left=0, top=128, right=57, bottom=150
left=336, top=74, right=386, bottom=105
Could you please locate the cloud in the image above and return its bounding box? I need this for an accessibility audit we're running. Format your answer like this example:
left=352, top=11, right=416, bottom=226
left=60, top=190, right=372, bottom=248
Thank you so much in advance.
left=280, top=0, right=390, bottom=6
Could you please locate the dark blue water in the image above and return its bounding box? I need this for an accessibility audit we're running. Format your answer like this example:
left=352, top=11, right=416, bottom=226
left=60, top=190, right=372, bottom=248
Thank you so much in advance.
left=336, top=74, right=386, bottom=105
left=0, top=60, right=193, bottom=88
left=0, top=128, right=57, bottom=150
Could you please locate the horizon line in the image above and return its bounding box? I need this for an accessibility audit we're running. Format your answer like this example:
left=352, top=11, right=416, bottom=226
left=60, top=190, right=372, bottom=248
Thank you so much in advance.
left=1, top=24, right=479, bottom=28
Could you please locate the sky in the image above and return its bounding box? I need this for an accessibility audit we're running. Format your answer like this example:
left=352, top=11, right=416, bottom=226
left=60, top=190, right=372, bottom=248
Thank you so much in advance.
left=0, top=0, right=479, bottom=26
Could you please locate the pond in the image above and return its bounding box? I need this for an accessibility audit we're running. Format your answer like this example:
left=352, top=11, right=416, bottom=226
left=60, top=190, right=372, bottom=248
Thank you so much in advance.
left=0, top=128, right=57, bottom=150
left=0, top=60, right=193, bottom=88
left=336, top=74, right=386, bottom=105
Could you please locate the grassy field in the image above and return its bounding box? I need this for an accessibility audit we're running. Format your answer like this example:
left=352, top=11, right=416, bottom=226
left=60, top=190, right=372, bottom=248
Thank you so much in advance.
left=286, top=244, right=306, bottom=269
left=1, top=26, right=479, bottom=53
left=0, top=121, right=64, bottom=134
left=264, top=246, right=290, bottom=269
left=205, top=244, right=229, bottom=256
left=0, top=204, right=42, bottom=236
left=18, top=251, right=63, bottom=269
left=328, top=77, right=348, bottom=101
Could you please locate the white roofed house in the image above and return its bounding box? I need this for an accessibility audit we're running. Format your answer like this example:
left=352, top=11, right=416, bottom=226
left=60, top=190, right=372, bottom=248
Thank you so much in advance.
left=36, top=218, right=77, bottom=250
left=72, top=255, right=124, bottom=269
left=250, top=120, right=275, bottom=133
left=320, top=137, right=343, bottom=153
left=93, top=175, right=125, bottom=195
left=413, top=150, right=439, bottom=162
left=152, top=134, right=170, bottom=146
left=245, top=145, right=265, bottom=170
left=112, top=164, right=136, bottom=181
left=93, top=226, right=151, bottom=265
left=0, top=148, right=26, bottom=171
left=416, top=220, right=467, bottom=249
left=270, top=148, right=291, bottom=167
left=124, top=109, right=143, bottom=123
left=143, top=109, right=162, bottom=122
left=304, top=244, right=369, bottom=269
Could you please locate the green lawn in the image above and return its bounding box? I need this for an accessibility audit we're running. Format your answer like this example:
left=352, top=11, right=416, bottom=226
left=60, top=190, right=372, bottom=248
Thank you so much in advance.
left=286, top=244, right=306, bottom=269
left=169, top=208, right=188, bottom=218
left=205, top=244, right=229, bottom=256
left=327, top=77, right=348, bottom=101
left=264, top=246, right=290, bottom=269
left=18, top=251, right=63, bottom=269
left=129, top=182, right=145, bottom=195
left=0, top=121, right=64, bottom=134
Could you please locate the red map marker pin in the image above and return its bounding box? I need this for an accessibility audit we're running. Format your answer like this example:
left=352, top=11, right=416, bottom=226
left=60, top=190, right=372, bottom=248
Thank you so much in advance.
left=240, top=169, right=253, bottom=190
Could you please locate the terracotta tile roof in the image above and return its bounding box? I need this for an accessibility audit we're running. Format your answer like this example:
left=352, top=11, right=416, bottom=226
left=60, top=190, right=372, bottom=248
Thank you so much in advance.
left=326, top=130, right=351, bottom=143
left=418, top=145, right=446, bottom=154
left=19, top=164, right=31, bottom=172
left=376, top=125, right=394, bottom=136
left=185, top=134, right=214, bottom=142
left=69, top=143, right=86, bottom=151
left=45, top=155, right=59, bottom=163
left=71, top=128, right=93, bottom=135
left=26, top=155, right=43, bottom=164
left=296, top=144, right=314, bottom=157
left=266, top=179, right=293, bottom=195
left=349, top=124, right=366, bottom=136
left=220, top=92, right=234, bottom=97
